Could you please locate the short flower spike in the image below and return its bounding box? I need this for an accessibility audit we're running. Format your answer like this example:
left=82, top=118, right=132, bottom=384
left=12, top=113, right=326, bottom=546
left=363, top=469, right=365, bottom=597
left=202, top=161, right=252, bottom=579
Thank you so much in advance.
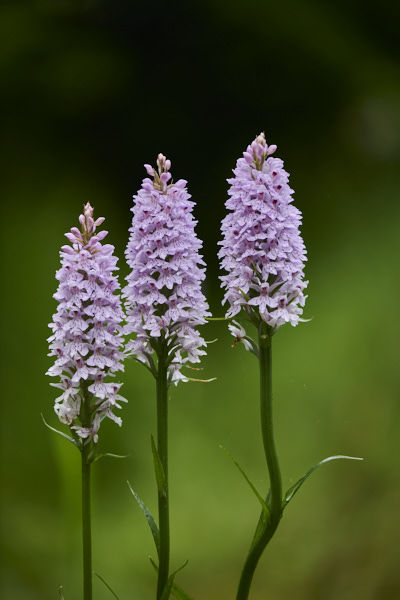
left=219, top=133, right=308, bottom=333
left=47, top=203, right=126, bottom=444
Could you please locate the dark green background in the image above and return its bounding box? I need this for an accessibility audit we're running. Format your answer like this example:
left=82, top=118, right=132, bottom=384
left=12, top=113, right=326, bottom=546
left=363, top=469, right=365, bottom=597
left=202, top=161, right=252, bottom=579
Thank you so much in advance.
left=1, top=1, right=400, bottom=598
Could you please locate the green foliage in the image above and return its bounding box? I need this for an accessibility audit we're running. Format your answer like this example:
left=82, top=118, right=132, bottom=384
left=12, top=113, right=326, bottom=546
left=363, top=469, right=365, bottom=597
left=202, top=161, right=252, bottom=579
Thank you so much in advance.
left=283, top=455, right=364, bottom=511
left=151, top=434, right=167, bottom=498
left=128, top=483, right=160, bottom=558
left=151, top=558, right=194, bottom=600
left=220, top=445, right=271, bottom=522
left=94, top=573, right=121, bottom=599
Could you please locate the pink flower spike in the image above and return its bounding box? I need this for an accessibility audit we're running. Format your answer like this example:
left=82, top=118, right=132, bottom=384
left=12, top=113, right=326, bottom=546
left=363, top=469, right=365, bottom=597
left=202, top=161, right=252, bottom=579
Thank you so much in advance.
left=219, top=133, right=308, bottom=334
left=123, top=155, right=210, bottom=385
left=47, top=203, right=127, bottom=444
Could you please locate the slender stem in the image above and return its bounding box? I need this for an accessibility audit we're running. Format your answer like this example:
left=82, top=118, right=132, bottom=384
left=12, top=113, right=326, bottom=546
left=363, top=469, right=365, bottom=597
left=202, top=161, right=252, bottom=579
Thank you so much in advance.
left=236, top=325, right=282, bottom=600
left=259, top=329, right=282, bottom=522
left=81, top=443, right=92, bottom=600
left=80, top=381, right=93, bottom=600
left=156, top=345, right=170, bottom=599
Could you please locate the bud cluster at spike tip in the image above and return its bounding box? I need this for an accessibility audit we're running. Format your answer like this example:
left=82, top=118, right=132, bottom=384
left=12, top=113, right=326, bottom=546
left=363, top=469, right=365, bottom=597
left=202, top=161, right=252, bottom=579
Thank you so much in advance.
left=218, top=133, right=308, bottom=333
left=123, top=154, right=210, bottom=385
left=47, top=203, right=126, bottom=443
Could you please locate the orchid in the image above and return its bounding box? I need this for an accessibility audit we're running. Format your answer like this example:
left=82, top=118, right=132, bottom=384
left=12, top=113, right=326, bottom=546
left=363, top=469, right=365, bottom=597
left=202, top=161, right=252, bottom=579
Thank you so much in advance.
left=47, top=203, right=126, bottom=445
left=124, top=154, right=210, bottom=599
left=46, top=202, right=127, bottom=600
left=219, top=132, right=308, bottom=336
left=123, top=153, right=210, bottom=384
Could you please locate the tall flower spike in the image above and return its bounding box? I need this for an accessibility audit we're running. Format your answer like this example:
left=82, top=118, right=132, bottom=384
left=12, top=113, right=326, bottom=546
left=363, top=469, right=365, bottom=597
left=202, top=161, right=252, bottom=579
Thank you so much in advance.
left=123, top=154, right=210, bottom=385
left=219, top=132, right=308, bottom=336
left=47, top=203, right=126, bottom=444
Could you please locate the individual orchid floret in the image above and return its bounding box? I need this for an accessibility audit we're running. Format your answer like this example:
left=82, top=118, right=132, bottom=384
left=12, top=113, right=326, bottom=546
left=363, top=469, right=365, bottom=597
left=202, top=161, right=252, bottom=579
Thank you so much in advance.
left=218, top=132, right=308, bottom=341
left=123, top=154, right=210, bottom=385
left=228, top=321, right=259, bottom=357
left=47, top=203, right=126, bottom=445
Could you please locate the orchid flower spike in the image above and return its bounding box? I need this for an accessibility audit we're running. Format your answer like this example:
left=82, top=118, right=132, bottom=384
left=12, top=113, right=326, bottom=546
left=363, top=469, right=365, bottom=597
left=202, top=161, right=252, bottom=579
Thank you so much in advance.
left=123, top=156, right=210, bottom=385
left=47, top=203, right=126, bottom=446
left=219, top=132, right=308, bottom=342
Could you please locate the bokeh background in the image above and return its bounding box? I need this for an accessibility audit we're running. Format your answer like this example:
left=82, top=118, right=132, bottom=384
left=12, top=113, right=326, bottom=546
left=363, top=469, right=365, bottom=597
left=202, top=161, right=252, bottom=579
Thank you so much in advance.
left=1, top=1, right=400, bottom=599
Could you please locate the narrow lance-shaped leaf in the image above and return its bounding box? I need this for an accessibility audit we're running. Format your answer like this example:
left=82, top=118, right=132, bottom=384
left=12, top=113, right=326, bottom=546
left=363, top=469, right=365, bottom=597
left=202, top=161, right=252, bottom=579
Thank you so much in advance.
left=153, top=559, right=190, bottom=600
left=283, top=455, right=363, bottom=510
left=92, top=452, right=131, bottom=463
left=94, top=572, right=121, bottom=599
left=150, top=557, right=194, bottom=600
left=151, top=434, right=167, bottom=497
left=220, top=445, right=271, bottom=522
left=171, top=583, right=196, bottom=600
left=41, top=414, right=77, bottom=446
left=249, top=502, right=271, bottom=552
left=128, top=482, right=160, bottom=557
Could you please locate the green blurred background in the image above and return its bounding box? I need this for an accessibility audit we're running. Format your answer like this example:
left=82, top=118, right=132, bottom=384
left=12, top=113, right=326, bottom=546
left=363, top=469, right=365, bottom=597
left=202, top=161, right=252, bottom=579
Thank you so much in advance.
left=1, top=0, right=400, bottom=598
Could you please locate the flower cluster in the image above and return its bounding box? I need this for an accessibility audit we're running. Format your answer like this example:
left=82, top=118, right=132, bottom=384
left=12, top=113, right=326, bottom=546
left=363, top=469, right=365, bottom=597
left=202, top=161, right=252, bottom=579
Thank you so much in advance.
left=47, top=203, right=126, bottom=444
left=123, top=154, right=210, bottom=385
left=219, top=133, right=307, bottom=333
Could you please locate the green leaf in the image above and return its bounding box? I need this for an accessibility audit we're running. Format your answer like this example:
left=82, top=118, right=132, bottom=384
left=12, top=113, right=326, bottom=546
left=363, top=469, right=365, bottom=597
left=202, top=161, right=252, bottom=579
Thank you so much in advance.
left=283, top=455, right=363, bottom=510
left=42, top=414, right=77, bottom=446
left=94, top=572, right=120, bottom=599
left=127, top=482, right=160, bottom=557
left=149, top=556, right=158, bottom=571
left=171, top=584, right=196, bottom=600
left=92, top=452, right=132, bottom=463
left=160, top=561, right=190, bottom=600
left=249, top=506, right=270, bottom=552
left=151, top=435, right=167, bottom=497
left=150, top=558, right=194, bottom=600
left=220, top=446, right=271, bottom=522
left=160, top=577, right=174, bottom=600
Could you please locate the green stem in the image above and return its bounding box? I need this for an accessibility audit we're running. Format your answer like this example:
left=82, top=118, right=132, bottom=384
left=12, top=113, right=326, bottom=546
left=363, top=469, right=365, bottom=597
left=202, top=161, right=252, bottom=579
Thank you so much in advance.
left=236, top=324, right=282, bottom=600
left=156, top=346, right=170, bottom=600
left=81, top=443, right=92, bottom=600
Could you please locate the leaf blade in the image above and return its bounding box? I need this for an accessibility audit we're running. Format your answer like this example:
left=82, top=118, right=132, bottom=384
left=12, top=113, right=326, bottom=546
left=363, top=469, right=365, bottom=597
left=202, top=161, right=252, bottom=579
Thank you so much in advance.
left=150, top=558, right=194, bottom=600
left=160, top=561, right=189, bottom=600
left=220, top=445, right=271, bottom=522
left=94, top=572, right=121, bottom=599
left=283, top=455, right=363, bottom=510
left=41, top=414, right=77, bottom=446
left=92, top=452, right=132, bottom=463
left=171, top=584, right=196, bottom=600
left=151, top=435, right=167, bottom=497
left=127, top=482, right=160, bottom=557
